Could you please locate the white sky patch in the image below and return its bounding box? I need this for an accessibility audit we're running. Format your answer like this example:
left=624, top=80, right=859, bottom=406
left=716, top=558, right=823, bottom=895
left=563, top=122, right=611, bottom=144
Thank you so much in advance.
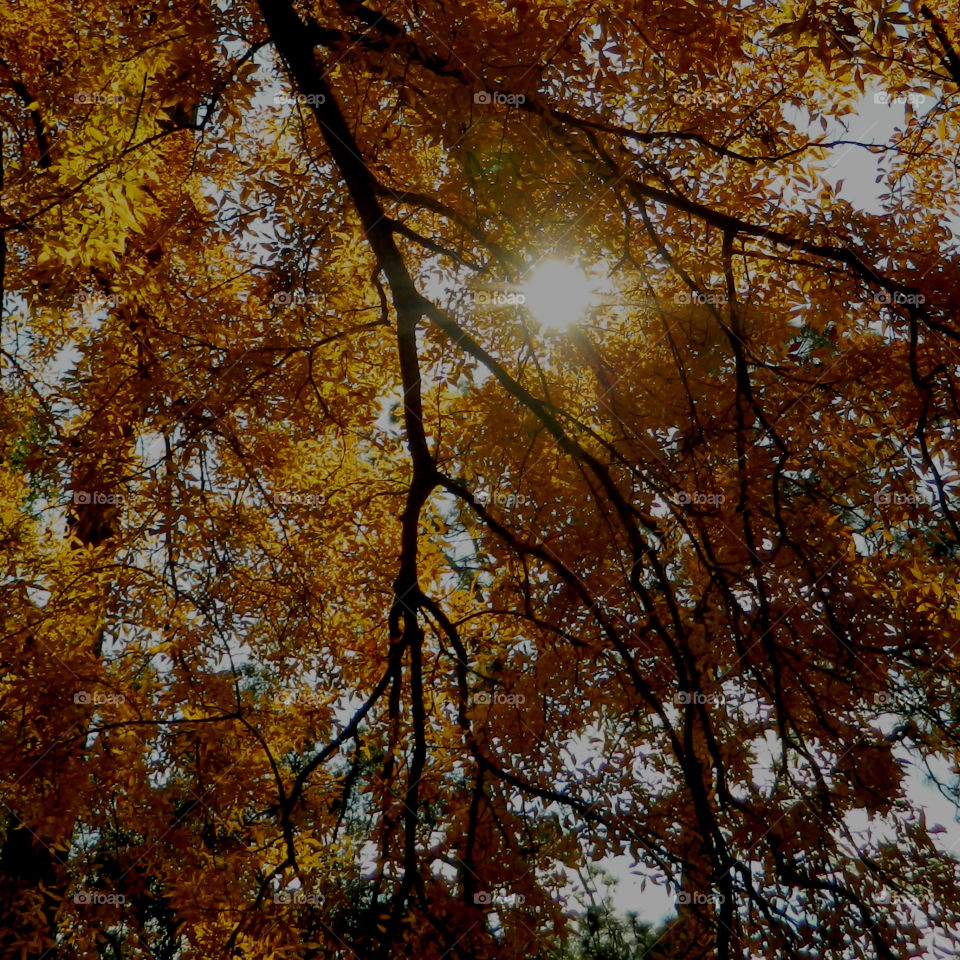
left=783, top=81, right=958, bottom=233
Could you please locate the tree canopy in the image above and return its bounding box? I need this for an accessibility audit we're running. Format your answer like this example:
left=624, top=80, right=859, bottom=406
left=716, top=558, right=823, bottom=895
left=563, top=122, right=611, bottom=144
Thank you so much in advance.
left=2, top=0, right=960, bottom=957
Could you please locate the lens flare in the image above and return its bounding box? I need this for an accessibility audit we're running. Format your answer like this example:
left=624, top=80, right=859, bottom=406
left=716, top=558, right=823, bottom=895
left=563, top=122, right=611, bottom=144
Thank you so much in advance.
left=522, top=259, right=594, bottom=330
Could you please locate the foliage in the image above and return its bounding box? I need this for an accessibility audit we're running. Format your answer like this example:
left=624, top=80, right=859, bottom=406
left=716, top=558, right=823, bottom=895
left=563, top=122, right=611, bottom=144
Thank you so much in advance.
left=551, top=909, right=658, bottom=960
left=1, top=0, right=960, bottom=958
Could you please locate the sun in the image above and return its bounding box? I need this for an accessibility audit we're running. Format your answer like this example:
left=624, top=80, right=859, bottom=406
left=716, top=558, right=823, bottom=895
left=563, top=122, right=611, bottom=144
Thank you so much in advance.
left=521, top=259, right=595, bottom=331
